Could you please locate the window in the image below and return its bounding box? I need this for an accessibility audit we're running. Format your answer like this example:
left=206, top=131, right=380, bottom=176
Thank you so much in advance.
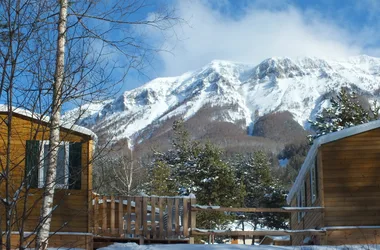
left=25, top=140, right=82, bottom=190
left=297, top=194, right=301, bottom=223
left=301, top=181, right=306, bottom=217
left=310, top=159, right=318, bottom=204
left=39, top=141, right=69, bottom=188
left=297, top=182, right=307, bottom=223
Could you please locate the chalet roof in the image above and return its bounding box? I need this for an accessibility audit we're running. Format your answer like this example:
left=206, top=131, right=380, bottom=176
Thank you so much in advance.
left=286, top=119, right=380, bottom=204
left=0, top=106, right=97, bottom=140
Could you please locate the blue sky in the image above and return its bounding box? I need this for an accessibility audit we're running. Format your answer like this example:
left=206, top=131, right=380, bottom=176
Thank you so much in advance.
left=120, top=0, right=380, bottom=91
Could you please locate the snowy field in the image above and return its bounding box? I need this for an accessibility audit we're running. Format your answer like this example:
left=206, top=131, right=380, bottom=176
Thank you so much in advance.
left=98, top=243, right=380, bottom=250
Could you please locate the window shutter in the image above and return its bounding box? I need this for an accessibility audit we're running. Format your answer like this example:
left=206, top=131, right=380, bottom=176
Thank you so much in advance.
left=69, top=142, right=82, bottom=190
left=25, top=140, right=39, bottom=188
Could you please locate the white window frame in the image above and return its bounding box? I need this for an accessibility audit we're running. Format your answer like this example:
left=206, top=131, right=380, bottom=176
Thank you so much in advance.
left=310, top=163, right=317, bottom=204
left=297, top=194, right=301, bottom=223
left=38, top=141, right=69, bottom=189
left=301, top=182, right=306, bottom=218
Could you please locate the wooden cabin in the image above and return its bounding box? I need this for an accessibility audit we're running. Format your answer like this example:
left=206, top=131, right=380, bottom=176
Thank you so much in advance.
left=0, top=109, right=95, bottom=249
left=287, top=120, right=380, bottom=245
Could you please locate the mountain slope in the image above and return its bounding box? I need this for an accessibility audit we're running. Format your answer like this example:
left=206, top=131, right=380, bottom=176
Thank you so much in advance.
left=70, top=55, right=380, bottom=148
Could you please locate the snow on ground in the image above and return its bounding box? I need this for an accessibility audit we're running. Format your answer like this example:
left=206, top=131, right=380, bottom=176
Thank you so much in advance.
left=99, top=243, right=380, bottom=250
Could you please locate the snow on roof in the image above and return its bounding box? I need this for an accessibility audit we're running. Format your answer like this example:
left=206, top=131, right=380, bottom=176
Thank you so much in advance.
left=287, top=119, right=380, bottom=204
left=0, top=105, right=97, bottom=140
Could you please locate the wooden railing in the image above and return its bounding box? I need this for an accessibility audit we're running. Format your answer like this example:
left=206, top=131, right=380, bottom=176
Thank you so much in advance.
left=189, top=206, right=326, bottom=238
left=91, top=194, right=324, bottom=244
left=92, top=195, right=196, bottom=240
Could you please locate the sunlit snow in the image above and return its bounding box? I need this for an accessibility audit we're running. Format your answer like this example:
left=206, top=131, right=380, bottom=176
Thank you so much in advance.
left=67, top=55, right=380, bottom=145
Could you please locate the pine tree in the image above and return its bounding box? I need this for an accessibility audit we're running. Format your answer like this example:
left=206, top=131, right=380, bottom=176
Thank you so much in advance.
left=308, top=88, right=380, bottom=142
left=236, top=151, right=287, bottom=230
left=149, top=159, right=177, bottom=196
left=148, top=119, right=246, bottom=229
left=193, top=142, right=245, bottom=230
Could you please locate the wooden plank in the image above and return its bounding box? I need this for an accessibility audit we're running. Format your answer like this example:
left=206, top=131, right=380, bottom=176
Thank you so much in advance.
left=191, top=229, right=325, bottom=237
left=322, top=145, right=380, bottom=151
left=142, top=196, right=148, bottom=239
left=325, top=139, right=380, bottom=145
left=324, top=181, right=380, bottom=188
left=323, top=165, right=380, bottom=171
left=325, top=196, right=380, bottom=203
left=167, top=198, right=173, bottom=238
left=151, top=197, right=156, bottom=239
left=126, top=196, right=132, bottom=236
left=190, top=206, right=322, bottom=213
left=135, top=197, right=141, bottom=236
left=324, top=215, right=380, bottom=223
left=321, top=152, right=380, bottom=160
left=158, top=197, right=164, bottom=239
left=94, top=196, right=99, bottom=234
left=190, top=207, right=281, bottom=212
left=182, top=198, right=189, bottom=238
left=102, top=196, right=107, bottom=233
left=323, top=172, right=380, bottom=178
left=324, top=191, right=380, bottom=198
left=325, top=200, right=380, bottom=207
left=175, top=198, right=180, bottom=236
left=325, top=206, right=380, bottom=211
left=118, top=196, right=124, bottom=236
left=190, top=198, right=196, bottom=232
left=110, top=195, right=115, bottom=234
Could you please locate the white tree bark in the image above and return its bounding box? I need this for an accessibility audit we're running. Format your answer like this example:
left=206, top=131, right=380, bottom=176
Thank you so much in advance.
left=36, top=0, right=68, bottom=249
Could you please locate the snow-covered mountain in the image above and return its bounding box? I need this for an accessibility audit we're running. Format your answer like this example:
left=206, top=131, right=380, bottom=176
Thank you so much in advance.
left=70, top=55, right=380, bottom=146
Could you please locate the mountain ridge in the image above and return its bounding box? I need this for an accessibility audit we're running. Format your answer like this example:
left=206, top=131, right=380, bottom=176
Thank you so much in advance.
left=67, top=55, right=380, bottom=147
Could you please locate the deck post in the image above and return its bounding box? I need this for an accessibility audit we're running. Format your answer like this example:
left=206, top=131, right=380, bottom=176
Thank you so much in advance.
left=94, top=196, right=99, bottom=234
left=189, top=197, right=196, bottom=244
left=139, top=235, right=144, bottom=245
left=135, top=196, right=140, bottom=237
left=183, top=198, right=189, bottom=238
left=118, top=196, right=124, bottom=236
left=126, top=196, right=132, bottom=237
left=175, top=198, right=180, bottom=237
left=102, top=196, right=107, bottom=233
left=142, top=196, right=148, bottom=239
left=151, top=197, right=157, bottom=239
left=110, top=195, right=115, bottom=234
left=167, top=198, right=173, bottom=238
left=158, top=197, right=164, bottom=239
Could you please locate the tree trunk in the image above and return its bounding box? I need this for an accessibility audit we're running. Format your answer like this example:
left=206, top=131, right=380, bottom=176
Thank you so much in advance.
left=36, top=0, right=68, bottom=249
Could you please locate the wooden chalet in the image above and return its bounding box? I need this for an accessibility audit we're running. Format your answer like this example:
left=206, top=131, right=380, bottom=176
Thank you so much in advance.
left=287, top=120, right=380, bottom=245
left=0, top=108, right=95, bottom=249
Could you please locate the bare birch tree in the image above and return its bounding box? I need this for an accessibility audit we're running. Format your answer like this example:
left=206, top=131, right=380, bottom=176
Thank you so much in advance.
left=0, top=0, right=180, bottom=249
left=93, top=148, right=146, bottom=196
left=36, top=0, right=68, bottom=249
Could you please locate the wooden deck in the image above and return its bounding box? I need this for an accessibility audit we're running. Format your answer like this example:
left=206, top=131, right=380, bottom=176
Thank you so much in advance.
left=91, top=196, right=328, bottom=248
left=92, top=195, right=196, bottom=246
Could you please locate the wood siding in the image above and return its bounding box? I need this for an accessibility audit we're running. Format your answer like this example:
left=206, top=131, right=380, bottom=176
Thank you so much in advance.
left=0, top=113, right=93, bottom=243
left=321, top=128, right=380, bottom=244
left=290, top=169, right=323, bottom=245
left=291, top=127, right=380, bottom=246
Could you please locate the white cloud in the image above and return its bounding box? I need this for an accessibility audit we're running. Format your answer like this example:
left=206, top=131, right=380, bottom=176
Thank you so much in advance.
left=156, top=0, right=363, bottom=76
